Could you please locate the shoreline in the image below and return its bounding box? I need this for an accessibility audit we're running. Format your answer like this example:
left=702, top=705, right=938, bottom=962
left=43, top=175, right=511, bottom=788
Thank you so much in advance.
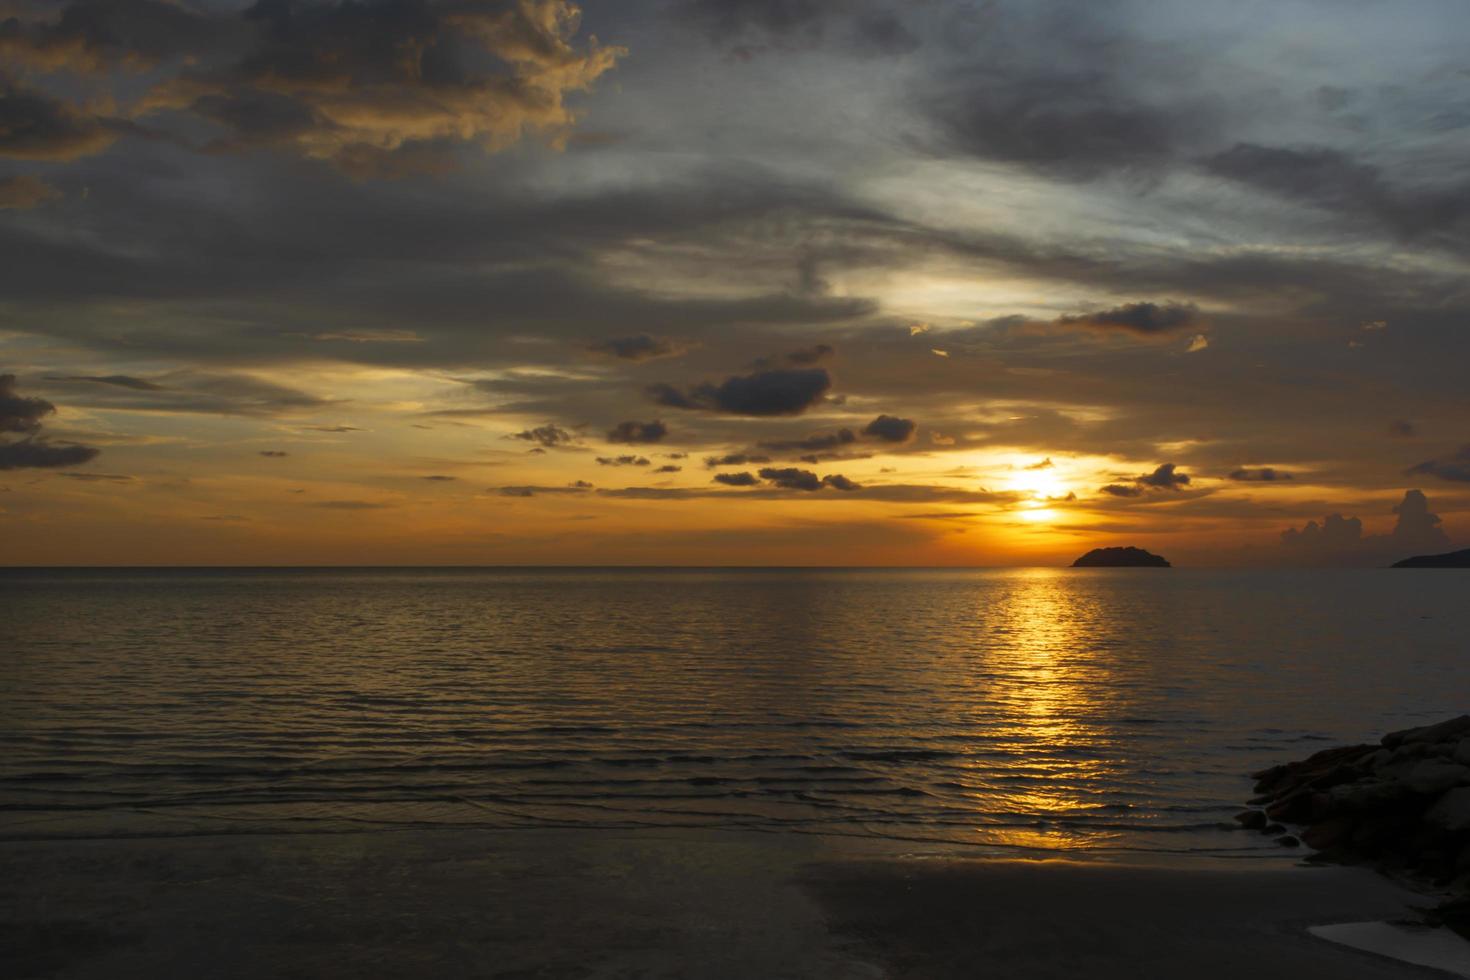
left=4, top=827, right=1466, bottom=978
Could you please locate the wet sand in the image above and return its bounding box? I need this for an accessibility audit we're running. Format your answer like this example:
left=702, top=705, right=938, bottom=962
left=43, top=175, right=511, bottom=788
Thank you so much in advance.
left=1, top=829, right=1460, bottom=978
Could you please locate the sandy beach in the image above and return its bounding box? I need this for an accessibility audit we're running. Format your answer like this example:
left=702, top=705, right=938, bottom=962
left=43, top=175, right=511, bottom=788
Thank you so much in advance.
left=2, top=828, right=1461, bottom=979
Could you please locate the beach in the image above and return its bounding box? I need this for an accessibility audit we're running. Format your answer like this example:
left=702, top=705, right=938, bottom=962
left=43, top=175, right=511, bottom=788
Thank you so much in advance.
left=3, top=827, right=1461, bottom=979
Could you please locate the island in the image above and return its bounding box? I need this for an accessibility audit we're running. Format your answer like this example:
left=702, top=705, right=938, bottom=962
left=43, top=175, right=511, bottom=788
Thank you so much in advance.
left=1392, top=547, right=1470, bottom=568
left=1071, top=546, right=1171, bottom=567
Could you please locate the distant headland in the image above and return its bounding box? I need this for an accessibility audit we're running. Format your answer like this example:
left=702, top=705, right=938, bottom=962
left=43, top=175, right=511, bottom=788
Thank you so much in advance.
left=1392, top=547, right=1470, bottom=568
left=1071, top=547, right=1171, bottom=568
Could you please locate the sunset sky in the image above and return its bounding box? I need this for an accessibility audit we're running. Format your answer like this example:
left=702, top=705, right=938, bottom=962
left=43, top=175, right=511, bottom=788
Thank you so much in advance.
left=1, top=0, right=1467, bottom=565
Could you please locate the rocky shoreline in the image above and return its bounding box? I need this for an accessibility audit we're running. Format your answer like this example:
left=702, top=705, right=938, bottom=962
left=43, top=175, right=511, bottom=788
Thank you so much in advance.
left=1240, top=715, right=1470, bottom=938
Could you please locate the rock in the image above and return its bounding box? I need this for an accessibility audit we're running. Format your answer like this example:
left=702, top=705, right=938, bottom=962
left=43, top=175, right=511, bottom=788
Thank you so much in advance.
left=1427, top=788, right=1470, bottom=832
left=1328, top=779, right=1409, bottom=811
left=1454, top=739, right=1470, bottom=767
left=1070, top=546, right=1170, bottom=568
left=1392, top=547, right=1470, bottom=568
left=1235, top=810, right=1267, bottom=830
left=1302, top=816, right=1356, bottom=851
left=1402, top=760, right=1470, bottom=795
left=1277, top=835, right=1300, bottom=847
left=1263, top=823, right=1286, bottom=835
left=1383, top=715, right=1470, bottom=749
left=1266, top=789, right=1315, bottom=824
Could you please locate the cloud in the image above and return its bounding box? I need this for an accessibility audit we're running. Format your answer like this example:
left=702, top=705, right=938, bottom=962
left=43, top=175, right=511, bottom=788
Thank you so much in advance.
left=421, top=475, right=456, bottom=482
left=1098, top=463, right=1190, bottom=498
left=1281, top=490, right=1452, bottom=565
left=1186, top=334, right=1209, bottom=353
left=606, top=420, right=668, bottom=444
left=821, top=473, right=861, bottom=491
left=0, top=174, right=60, bottom=209
left=862, top=414, right=916, bottom=443
left=758, top=466, right=822, bottom=491
left=1100, top=483, right=1143, bottom=498
left=0, top=71, right=122, bottom=161
left=648, top=367, right=831, bottom=416
left=705, top=453, right=771, bottom=468
left=0, top=373, right=101, bottom=469
left=310, top=499, right=391, bottom=509
left=1058, top=303, right=1203, bottom=335
left=596, top=455, right=650, bottom=466
left=588, top=334, right=686, bottom=361
left=1138, top=463, right=1190, bottom=489
left=508, top=424, right=577, bottom=448
left=712, top=471, right=758, bottom=486
left=1228, top=467, right=1292, bottom=482
left=496, top=483, right=591, bottom=496
left=259, top=450, right=289, bottom=458
left=785, top=344, right=834, bottom=366
left=1205, top=143, right=1470, bottom=240
left=759, top=429, right=856, bottom=453
left=654, top=464, right=681, bottom=473
left=42, top=370, right=331, bottom=416
left=676, top=0, right=916, bottom=56
left=43, top=374, right=165, bottom=391
left=1388, top=420, right=1416, bottom=439
left=1, top=373, right=54, bottom=433
left=1405, top=445, right=1470, bottom=483
left=1024, top=458, right=1053, bottom=470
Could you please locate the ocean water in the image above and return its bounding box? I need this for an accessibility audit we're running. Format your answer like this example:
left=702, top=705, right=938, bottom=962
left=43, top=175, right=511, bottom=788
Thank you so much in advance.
left=2, top=567, right=1466, bottom=859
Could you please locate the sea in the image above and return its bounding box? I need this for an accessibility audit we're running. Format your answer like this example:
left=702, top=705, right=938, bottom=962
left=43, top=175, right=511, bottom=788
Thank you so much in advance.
left=2, top=567, right=1467, bottom=860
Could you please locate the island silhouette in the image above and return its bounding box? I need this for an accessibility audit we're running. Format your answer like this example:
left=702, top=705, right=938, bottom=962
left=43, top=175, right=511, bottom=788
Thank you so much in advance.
left=1392, top=547, right=1470, bottom=568
left=1072, top=546, right=1171, bottom=567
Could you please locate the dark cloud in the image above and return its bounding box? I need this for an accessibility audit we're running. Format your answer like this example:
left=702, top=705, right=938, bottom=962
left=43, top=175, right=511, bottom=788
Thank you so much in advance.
left=0, top=0, right=222, bottom=73
left=44, top=374, right=166, bottom=391
left=785, top=343, right=834, bottom=366
left=0, top=0, right=624, bottom=175
left=1100, top=483, right=1143, bottom=498
left=676, top=0, right=917, bottom=56
left=1228, top=467, right=1292, bottom=482
left=0, top=71, right=122, bottom=161
left=754, top=344, right=835, bottom=369
left=1058, top=303, right=1202, bottom=335
left=821, top=473, right=861, bottom=491
left=1405, top=445, right=1470, bottom=483
left=705, top=453, right=771, bottom=469
left=1280, top=490, right=1452, bottom=565
left=758, top=428, right=856, bottom=453
left=606, top=420, right=668, bottom=444
left=862, top=414, right=916, bottom=443
left=596, top=455, right=650, bottom=466
left=1388, top=420, right=1416, bottom=438
left=259, top=450, right=288, bottom=458
left=421, top=475, right=456, bottom=482
left=310, top=499, right=391, bottom=509
left=1, top=373, right=53, bottom=433
left=302, top=425, right=361, bottom=433
left=0, top=373, right=101, bottom=469
left=1024, top=458, right=1053, bottom=470
left=1138, top=463, right=1190, bottom=490
left=654, top=464, right=681, bottom=473
left=0, top=174, right=60, bottom=209
left=1205, top=143, right=1470, bottom=241
left=712, top=471, right=758, bottom=486
left=931, top=63, right=1202, bottom=180
left=648, top=368, right=831, bottom=416
left=508, top=424, right=577, bottom=449
left=42, top=371, right=331, bottom=417
left=587, top=335, right=686, bottom=361
left=496, top=483, right=592, bottom=497
left=0, top=439, right=100, bottom=470
left=56, top=471, right=130, bottom=482
left=758, top=466, right=822, bottom=491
